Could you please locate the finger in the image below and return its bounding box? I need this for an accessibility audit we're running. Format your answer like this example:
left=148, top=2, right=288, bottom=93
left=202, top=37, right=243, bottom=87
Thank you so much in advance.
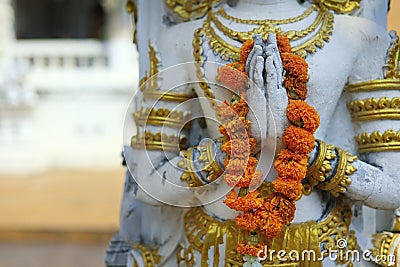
left=266, top=33, right=277, bottom=46
left=254, top=55, right=264, bottom=92
left=264, top=55, right=278, bottom=96
left=248, top=45, right=263, bottom=82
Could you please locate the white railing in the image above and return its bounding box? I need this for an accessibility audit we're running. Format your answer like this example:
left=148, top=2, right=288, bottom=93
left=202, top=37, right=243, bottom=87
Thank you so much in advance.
left=13, top=39, right=109, bottom=70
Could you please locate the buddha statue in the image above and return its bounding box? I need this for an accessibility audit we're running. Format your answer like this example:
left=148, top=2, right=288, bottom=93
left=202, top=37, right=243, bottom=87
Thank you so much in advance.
left=105, top=0, right=400, bottom=266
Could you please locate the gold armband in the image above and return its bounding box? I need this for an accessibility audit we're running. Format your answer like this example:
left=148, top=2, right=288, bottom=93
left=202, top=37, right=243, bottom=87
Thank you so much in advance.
left=178, top=148, right=205, bottom=188
left=347, top=97, right=400, bottom=121
left=305, top=140, right=357, bottom=197
left=197, top=139, right=223, bottom=182
left=178, top=140, right=224, bottom=188
left=355, top=129, right=400, bottom=154
left=134, top=107, right=191, bottom=129
left=317, top=147, right=357, bottom=197
left=131, top=131, right=187, bottom=152
left=132, top=243, right=162, bottom=267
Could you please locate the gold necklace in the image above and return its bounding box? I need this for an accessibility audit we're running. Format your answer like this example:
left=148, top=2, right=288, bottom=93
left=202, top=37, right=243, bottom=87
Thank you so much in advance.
left=210, top=6, right=324, bottom=43
left=201, top=5, right=334, bottom=61
left=216, top=5, right=315, bottom=25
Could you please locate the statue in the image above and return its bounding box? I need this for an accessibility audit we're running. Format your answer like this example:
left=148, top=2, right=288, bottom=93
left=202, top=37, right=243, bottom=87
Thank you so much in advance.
left=105, top=0, right=400, bottom=266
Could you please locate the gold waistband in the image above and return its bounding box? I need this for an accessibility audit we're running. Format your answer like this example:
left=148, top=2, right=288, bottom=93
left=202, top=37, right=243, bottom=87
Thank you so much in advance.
left=181, top=199, right=356, bottom=267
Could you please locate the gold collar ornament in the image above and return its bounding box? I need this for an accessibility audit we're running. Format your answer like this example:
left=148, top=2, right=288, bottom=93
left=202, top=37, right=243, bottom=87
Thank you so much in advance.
left=201, top=4, right=334, bottom=60
left=164, top=0, right=361, bottom=21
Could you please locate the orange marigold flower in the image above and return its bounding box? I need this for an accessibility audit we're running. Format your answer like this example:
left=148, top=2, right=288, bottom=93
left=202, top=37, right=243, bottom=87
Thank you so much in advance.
left=217, top=65, right=248, bottom=92
left=232, top=98, right=250, bottom=117
left=227, top=61, right=246, bottom=73
left=225, top=157, right=258, bottom=173
left=235, top=211, right=261, bottom=231
left=274, top=149, right=308, bottom=181
left=221, top=139, right=256, bottom=158
left=240, top=39, right=254, bottom=65
left=282, top=125, right=315, bottom=154
left=265, top=193, right=296, bottom=225
left=216, top=101, right=238, bottom=121
left=283, top=76, right=308, bottom=100
left=276, top=35, right=292, bottom=54
left=237, top=243, right=265, bottom=257
left=280, top=53, right=308, bottom=82
left=236, top=169, right=263, bottom=188
left=272, top=178, right=302, bottom=201
left=224, top=190, right=264, bottom=211
left=287, top=100, right=320, bottom=133
left=259, top=216, right=283, bottom=239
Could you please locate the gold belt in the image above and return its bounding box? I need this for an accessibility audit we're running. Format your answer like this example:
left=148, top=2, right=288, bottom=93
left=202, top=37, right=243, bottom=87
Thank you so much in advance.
left=180, top=199, right=356, bottom=267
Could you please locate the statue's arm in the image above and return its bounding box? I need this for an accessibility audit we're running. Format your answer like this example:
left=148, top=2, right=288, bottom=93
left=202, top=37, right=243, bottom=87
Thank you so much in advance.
left=314, top=21, right=400, bottom=210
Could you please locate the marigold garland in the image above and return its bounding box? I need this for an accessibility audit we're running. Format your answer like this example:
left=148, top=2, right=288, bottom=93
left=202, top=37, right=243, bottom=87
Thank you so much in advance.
left=215, top=34, right=320, bottom=259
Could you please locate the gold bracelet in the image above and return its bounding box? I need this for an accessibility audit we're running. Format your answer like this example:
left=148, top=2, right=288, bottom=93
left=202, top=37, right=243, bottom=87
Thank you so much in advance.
left=306, top=140, right=336, bottom=188
left=355, top=129, right=400, bottom=153
left=134, top=107, right=191, bottom=129
left=197, top=140, right=223, bottom=182
left=131, top=131, right=187, bottom=152
left=178, top=148, right=205, bottom=188
left=347, top=97, right=400, bottom=121
left=317, top=148, right=357, bottom=197
left=305, top=140, right=357, bottom=197
left=132, top=243, right=162, bottom=267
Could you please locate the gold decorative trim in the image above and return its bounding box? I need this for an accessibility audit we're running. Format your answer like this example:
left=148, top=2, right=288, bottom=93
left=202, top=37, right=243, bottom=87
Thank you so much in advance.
left=140, top=42, right=160, bottom=92
left=165, top=0, right=221, bottom=21
left=142, top=91, right=194, bottom=102
left=197, top=139, right=223, bottom=182
left=355, top=129, right=400, bottom=153
left=317, top=148, right=357, bottom=197
left=132, top=243, right=162, bottom=267
left=347, top=97, right=400, bottom=121
left=314, top=0, right=360, bottom=14
left=134, top=107, right=192, bottom=129
left=345, top=79, right=400, bottom=93
left=131, top=131, right=187, bottom=152
left=386, top=31, right=399, bottom=79
left=306, top=140, right=336, bottom=188
left=183, top=198, right=355, bottom=267
left=201, top=5, right=334, bottom=60
left=178, top=148, right=205, bottom=187
left=370, top=232, right=399, bottom=267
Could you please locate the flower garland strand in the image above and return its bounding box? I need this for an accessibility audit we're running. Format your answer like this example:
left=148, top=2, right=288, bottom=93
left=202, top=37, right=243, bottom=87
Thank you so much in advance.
left=216, top=36, right=320, bottom=260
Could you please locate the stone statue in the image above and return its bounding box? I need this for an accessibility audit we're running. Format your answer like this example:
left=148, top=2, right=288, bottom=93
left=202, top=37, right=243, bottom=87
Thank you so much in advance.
left=105, top=0, right=400, bottom=266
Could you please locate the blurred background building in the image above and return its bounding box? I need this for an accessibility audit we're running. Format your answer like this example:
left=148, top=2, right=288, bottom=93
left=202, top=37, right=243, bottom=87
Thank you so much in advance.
left=0, top=0, right=398, bottom=267
left=0, top=0, right=136, bottom=266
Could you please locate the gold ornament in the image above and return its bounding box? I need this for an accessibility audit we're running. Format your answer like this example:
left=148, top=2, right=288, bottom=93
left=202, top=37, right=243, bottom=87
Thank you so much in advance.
left=345, top=79, right=400, bottom=93
left=132, top=243, right=162, bottom=267
left=355, top=129, right=400, bottom=153
left=182, top=198, right=355, bottom=267
left=370, top=232, right=399, bottom=266
left=140, top=42, right=160, bottom=92
left=140, top=42, right=194, bottom=102
left=347, top=97, right=400, bottom=121
left=178, top=148, right=206, bottom=187
left=306, top=140, right=336, bottom=189
left=197, top=139, right=223, bottom=182
left=131, top=131, right=187, bottom=152
left=317, top=148, right=357, bottom=197
left=314, top=0, right=360, bottom=14
left=165, top=0, right=221, bottom=21
left=385, top=31, right=399, bottom=80
left=305, top=140, right=357, bottom=197
left=201, top=5, right=334, bottom=60
left=134, top=107, right=192, bottom=129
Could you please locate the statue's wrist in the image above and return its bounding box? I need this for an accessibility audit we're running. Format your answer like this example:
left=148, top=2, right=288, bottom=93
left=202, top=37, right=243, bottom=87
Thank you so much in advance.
left=179, top=138, right=226, bottom=188
left=305, top=140, right=357, bottom=197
